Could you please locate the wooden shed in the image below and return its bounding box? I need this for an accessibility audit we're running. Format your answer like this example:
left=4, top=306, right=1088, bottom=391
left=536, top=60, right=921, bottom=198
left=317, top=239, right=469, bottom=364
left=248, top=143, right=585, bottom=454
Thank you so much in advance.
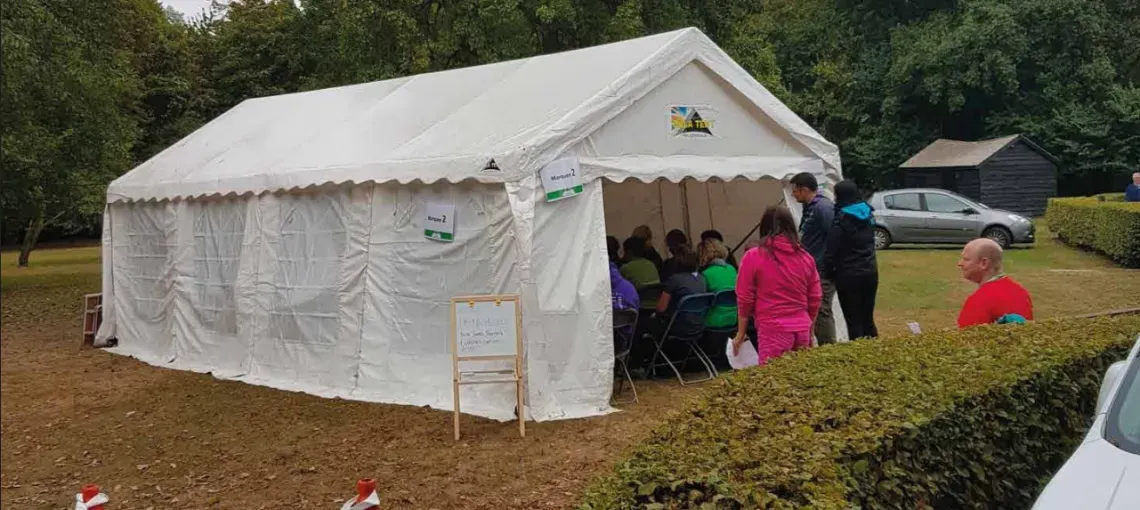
left=899, top=134, right=1058, bottom=217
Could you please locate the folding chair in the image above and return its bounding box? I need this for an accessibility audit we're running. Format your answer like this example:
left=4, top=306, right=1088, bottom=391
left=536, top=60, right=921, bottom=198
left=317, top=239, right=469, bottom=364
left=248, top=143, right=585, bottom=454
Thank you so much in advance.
left=637, top=283, right=663, bottom=313
left=611, top=308, right=639, bottom=404
left=701, top=289, right=738, bottom=374
left=648, top=293, right=718, bottom=385
left=704, top=290, right=738, bottom=337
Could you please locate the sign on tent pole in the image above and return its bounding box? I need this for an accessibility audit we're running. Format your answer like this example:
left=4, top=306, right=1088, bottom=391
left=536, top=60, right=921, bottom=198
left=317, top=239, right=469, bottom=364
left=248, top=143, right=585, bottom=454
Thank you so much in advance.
left=539, top=156, right=584, bottom=202
left=450, top=295, right=524, bottom=440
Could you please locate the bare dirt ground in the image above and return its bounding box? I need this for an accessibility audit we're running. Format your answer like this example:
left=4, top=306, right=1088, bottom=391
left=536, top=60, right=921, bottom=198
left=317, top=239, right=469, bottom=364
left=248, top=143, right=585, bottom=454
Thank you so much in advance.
left=3, top=225, right=1137, bottom=509
left=0, top=248, right=702, bottom=509
left=1, top=329, right=698, bottom=509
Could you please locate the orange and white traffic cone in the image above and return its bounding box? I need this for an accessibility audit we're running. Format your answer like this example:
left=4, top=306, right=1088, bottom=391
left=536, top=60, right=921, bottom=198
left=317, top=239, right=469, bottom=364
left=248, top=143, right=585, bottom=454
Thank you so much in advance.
left=75, top=484, right=108, bottom=510
left=339, top=479, right=379, bottom=510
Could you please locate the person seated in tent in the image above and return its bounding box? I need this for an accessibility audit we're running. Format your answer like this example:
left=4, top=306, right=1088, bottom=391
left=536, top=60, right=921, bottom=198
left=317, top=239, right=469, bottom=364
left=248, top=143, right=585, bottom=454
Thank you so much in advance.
left=659, top=229, right=691, bottom=281
left=654, top=245, right=708, bottom=326
left=628, top=244, right=707, bottom=371
left=607, top=235, right=623, bottom=266
left=697, top=238, right=738, bottom=329
left=630, top=225, right=664, bottom=271
left=700, top=230, right=738, bottom=268
left=620, top=236, right=661, bottom=292
left=609, top=260, right=640, bottom=337
left=956, top=238, right=1034, bottom=328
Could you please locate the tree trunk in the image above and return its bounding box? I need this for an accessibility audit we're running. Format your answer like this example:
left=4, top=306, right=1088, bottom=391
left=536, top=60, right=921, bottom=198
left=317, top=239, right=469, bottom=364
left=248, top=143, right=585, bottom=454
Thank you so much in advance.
left=17, top=208, right=46, bottom=268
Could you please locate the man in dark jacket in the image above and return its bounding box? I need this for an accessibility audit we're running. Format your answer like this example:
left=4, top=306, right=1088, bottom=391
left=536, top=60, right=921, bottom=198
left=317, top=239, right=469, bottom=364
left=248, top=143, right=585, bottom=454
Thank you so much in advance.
left=1127, top=172, right=1140, bottom=202
left=824, top=179, right=879, bottom=339
left=790, top=172, right=836, bottom=345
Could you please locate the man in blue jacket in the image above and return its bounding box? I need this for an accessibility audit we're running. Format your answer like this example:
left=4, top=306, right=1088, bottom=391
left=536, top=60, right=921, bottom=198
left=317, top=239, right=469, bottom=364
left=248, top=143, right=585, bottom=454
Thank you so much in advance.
left=1127, top=172, right=1140, bottom=202
left=790, top=172, right=836, bottom=345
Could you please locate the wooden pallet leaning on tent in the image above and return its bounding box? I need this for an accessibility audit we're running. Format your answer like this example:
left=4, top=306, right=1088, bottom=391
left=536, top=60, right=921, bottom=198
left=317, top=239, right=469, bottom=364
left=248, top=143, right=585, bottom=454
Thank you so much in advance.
left=82, top=293, right=102, bottom=346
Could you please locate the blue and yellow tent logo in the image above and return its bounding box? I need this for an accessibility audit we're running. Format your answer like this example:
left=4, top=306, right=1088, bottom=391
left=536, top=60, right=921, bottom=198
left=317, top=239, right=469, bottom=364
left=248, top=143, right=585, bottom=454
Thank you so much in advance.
left=670, top=106, right=714, bottom=137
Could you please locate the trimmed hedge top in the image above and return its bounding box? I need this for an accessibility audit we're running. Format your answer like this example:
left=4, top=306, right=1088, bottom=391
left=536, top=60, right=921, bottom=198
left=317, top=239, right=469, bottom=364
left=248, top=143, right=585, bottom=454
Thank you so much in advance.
left=1047, top=197, right=1140, bottom=267
left=580, top=315, right=1140, bottom=509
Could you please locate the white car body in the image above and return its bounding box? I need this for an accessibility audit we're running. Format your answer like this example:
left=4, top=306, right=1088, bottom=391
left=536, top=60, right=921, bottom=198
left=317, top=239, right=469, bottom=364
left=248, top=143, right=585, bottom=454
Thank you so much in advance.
left=1032, top=336, right=1140, bottom=510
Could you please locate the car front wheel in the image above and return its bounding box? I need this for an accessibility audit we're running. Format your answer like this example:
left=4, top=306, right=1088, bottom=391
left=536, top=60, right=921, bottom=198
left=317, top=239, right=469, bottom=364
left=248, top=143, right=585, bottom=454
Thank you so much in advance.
left=874, top=227, right=892, bottom=250
left=982, top=226, right=1012, bottom=249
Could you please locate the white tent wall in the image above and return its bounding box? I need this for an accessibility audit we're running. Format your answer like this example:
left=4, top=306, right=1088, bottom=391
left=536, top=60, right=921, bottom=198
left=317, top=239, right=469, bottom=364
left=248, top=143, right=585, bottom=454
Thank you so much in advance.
left=100, top=181, right=614, bottom=421
left=527, top=179, right=615, bottom=419
left=351, top=181, right=531, bottom=420
left=586, top=62, right=813, bottom=160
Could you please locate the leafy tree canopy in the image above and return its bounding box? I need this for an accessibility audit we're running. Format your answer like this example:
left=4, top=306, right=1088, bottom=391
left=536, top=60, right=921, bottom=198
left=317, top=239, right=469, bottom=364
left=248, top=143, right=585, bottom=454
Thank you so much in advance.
left=2, top=0, right=1137, bottom=263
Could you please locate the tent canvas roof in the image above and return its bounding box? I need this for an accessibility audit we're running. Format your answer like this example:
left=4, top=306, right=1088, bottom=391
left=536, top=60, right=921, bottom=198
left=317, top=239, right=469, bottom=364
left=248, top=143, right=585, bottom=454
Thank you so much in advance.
left=108, top=28, right=839, bottom=203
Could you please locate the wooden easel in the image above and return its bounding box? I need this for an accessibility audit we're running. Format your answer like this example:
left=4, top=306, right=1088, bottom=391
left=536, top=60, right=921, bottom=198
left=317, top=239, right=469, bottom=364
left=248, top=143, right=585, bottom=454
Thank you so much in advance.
left=450, top=295, right=525, bottom=440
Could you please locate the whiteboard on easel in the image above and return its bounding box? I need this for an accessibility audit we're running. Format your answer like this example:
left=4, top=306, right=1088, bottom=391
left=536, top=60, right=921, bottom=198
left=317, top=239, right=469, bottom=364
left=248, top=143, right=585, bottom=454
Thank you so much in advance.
left=453, top=298, right=519, bottom=358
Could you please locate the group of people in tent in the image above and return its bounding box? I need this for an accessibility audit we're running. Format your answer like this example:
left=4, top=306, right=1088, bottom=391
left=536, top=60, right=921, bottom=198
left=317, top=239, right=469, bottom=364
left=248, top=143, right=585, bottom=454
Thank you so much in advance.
left=607, top=171, right=1036, bottom=371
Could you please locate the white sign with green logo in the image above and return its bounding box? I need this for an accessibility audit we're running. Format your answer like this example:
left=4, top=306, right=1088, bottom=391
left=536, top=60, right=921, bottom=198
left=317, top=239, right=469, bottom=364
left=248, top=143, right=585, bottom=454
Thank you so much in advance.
left=539, top=156, right=584, bottom=202
left=423, top=202, right=455, bottom=242
left=812, top=169, right=828, bottom=190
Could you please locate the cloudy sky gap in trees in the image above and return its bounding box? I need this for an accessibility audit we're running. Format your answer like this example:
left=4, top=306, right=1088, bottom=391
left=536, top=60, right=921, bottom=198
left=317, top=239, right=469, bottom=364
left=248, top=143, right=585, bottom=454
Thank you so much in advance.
left=161, top=1, right=302, bottom=19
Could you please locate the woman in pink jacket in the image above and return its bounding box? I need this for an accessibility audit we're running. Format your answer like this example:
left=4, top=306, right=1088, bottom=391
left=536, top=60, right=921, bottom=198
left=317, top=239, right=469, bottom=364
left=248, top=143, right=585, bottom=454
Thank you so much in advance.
left=732, top=206, right=823, bottom=364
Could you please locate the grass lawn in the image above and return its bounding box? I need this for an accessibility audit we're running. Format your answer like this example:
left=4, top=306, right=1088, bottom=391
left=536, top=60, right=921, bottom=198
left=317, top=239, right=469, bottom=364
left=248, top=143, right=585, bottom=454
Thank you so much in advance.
left=2, top=222, right=1137, bottom=508
left=875, top=221, right=1139, bottom=335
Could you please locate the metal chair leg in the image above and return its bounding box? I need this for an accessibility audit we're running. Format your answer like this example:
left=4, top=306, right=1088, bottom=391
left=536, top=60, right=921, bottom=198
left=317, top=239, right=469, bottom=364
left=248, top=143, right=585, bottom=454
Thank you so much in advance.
left=649, top=337, right=687, bottom=385
left=679, top=341, right=715, bottom=384
left=617, top=357, right=638, bottom=403
left=691, top=342, right=720, bottom=378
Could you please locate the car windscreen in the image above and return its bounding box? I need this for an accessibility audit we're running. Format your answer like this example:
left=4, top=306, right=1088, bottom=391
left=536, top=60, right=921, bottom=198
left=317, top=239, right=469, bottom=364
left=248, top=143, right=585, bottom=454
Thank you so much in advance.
left=1106, top=356, right=1140, bottom=455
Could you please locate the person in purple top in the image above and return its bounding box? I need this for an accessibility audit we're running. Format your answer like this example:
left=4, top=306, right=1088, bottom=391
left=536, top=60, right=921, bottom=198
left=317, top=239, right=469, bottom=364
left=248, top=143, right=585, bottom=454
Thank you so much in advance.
left=610, top=261, right=640, bottom=312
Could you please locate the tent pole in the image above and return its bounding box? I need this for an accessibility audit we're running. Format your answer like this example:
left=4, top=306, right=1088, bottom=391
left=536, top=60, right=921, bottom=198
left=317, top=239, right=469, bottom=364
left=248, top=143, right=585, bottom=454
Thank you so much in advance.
left=729, top=195, right=787, bottom=257
left=680, top=179, right=691, bottom=242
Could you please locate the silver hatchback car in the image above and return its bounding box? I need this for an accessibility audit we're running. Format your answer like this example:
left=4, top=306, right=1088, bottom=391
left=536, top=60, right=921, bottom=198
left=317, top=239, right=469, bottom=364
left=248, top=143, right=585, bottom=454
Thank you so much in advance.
left=867, top=188, right=1035, bottom=249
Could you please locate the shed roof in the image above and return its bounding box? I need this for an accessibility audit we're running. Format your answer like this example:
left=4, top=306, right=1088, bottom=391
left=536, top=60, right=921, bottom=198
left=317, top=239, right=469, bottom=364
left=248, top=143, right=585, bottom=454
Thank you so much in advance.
left=900, top=135, right=1024, bottom=168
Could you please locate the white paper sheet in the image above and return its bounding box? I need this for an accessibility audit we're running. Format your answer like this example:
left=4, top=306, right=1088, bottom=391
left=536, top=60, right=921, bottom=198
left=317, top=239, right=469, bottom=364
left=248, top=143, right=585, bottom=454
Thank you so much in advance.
left=726, top=336, right=759, bottom=370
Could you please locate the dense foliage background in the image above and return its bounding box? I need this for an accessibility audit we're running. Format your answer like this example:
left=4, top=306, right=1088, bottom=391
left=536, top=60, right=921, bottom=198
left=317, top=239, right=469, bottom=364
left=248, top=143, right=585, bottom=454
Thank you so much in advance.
left=3, top=0, right=1138, bottom=258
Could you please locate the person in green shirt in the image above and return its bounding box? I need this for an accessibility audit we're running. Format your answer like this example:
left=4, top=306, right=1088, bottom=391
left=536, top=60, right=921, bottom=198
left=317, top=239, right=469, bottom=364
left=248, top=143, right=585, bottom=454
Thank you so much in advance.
left=697, top=238, right=738, bottom=328
left=620, top=236, right=661, bottom=308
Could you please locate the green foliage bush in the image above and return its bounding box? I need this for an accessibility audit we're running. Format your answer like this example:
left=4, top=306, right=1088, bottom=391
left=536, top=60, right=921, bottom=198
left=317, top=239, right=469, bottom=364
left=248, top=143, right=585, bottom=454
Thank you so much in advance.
left=1046, top=197, right=1140, bottom=267
left=580, top=315, right=1140, bottom=509
left=1093, top=192, right=1125, bottom=202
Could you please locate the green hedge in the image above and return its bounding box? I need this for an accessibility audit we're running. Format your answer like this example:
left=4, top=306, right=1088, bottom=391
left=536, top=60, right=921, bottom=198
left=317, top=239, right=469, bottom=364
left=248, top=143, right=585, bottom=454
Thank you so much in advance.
left=1094, top=192, right=1126, bottom=202
left=1046, top=197, right=1140, bottom=268
left=580, top=315, right=1140, bottom=509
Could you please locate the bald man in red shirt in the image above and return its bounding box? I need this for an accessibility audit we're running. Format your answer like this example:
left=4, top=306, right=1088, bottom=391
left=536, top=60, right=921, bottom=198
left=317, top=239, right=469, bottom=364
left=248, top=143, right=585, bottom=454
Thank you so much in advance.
left=956, top=238, right=1034, bottom=328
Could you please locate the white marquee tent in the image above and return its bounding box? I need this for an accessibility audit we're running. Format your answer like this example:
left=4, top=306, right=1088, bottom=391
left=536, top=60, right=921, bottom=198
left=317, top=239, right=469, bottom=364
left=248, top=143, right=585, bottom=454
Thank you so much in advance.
left=97, top=27, right=843, bottom=421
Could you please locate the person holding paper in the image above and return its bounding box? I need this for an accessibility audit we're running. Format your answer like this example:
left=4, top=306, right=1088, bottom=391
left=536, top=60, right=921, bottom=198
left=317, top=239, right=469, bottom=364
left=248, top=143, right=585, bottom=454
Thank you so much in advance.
left=732, top=206, right=822, bottom=365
